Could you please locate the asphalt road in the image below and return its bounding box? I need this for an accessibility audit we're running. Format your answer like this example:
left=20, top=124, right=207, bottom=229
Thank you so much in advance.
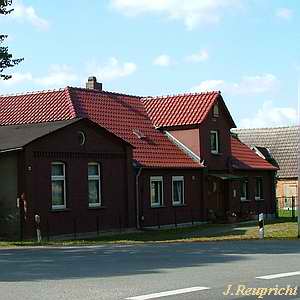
left=0, top=240, right=300, bottom=300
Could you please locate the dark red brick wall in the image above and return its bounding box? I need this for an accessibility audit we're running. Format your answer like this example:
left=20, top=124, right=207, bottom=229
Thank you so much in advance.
left=199, top=100, right=233, bottom=171
left=138, top=168, right=204, bottom=227
left=228, top=170, right=276, bottom=218
left=20, top=120, right=135, bottom=238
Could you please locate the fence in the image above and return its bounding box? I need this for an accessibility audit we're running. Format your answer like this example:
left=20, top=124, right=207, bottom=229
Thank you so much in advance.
left=28, top=213, right=128, bottom=242
left=276, top=196, right=298, bottom=218
left=141, top=207, right=203, bottom=229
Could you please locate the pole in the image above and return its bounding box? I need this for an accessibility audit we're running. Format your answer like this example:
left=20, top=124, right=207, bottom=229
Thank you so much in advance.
left=34, top=214, right=42, bottom=243
left=259, top=213, right=264, bottom=239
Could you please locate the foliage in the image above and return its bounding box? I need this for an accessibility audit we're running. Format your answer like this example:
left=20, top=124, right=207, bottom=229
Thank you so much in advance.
left=0, top=0, right=24, bottom=80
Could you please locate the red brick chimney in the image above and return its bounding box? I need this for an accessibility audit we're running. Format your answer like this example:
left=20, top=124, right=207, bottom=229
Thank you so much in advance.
left=86, top=76, right=102, bottom=91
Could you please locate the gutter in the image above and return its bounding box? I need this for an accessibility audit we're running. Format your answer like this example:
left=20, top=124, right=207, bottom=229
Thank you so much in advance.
left=135, top=167, right=142, bottom=229
left=0, top=147, right=23, bottom=153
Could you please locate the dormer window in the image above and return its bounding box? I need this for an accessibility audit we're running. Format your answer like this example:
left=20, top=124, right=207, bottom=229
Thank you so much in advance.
left=213, top=103, right=219, bottom=117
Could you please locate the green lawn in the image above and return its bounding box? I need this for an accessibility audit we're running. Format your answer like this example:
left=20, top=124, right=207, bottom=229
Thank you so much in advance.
left=277, top=209, right=297, bottom=218
left=0, top=219, right=298, bottom=248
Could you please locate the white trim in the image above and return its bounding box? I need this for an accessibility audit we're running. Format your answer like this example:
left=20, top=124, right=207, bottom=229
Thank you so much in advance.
left=88, top=162, right=101, bottom=207
left=0, top=147, right=23, bottom=153
left=51, top=162, right=66, bottom=210
left=172, top=176, right=185, bottom=205
left=240, top=179, right=249, bottom=202
left=150, top=176, right=163, bottom=207
left=210, top=130, right=219, bottom=154
left=255, top=177, right=264, bottom=201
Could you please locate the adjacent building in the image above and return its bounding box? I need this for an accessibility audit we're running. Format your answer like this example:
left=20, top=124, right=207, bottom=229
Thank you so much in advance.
left=232, top=126, right=299, bottom=209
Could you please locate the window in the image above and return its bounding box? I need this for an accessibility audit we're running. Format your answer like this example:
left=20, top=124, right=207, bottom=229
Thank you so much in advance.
left=51, top=162, right=66, bottom=209
left=255, top=177, right=264, bottom=200
left=172, top=176, right=184, bottom=205
left=210, top=130, right=219, bottom=154
left=240, top=178, right=249, bottom=201
left=88, top=163, right=101, bottom=207
left=213, top=103, right=219, bottom=117
left=150, top=176, right=163, bottom=207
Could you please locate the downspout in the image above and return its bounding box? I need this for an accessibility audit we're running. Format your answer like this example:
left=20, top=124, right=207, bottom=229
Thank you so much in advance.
left=135, top=167, right=142, bottom=229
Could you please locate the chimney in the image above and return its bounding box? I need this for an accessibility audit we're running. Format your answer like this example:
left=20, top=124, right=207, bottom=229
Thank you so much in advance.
left=86, top=76, right=102, bottom=91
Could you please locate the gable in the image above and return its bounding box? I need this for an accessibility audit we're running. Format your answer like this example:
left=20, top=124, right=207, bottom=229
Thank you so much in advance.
left=142, top=92, right=236, bottom=129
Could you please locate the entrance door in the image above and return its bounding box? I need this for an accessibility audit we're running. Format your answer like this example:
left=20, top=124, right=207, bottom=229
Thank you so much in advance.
left=208, top=177, right=228, bottom=219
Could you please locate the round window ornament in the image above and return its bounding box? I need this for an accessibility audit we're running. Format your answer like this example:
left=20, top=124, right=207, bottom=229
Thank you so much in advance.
left=78, top=131, right=86, bottom=146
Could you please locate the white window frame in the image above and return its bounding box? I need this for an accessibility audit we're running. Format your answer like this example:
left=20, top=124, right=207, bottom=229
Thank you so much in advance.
left=255, top=177, right=264, bottom=201
left=51, top=162, right=66, bottom=210
left=88, top=162, right=101, bottom=207
left=210, top=130, right=219, bottom=154
left=172, top=176, right=185, bottom=206
left=150, top=176, right=163, bottom=207
left=240, top=179, right=249, bottom=202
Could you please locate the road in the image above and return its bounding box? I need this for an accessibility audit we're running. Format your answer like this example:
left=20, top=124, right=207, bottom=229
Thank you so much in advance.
left=0, top=240, right=300, bottom=300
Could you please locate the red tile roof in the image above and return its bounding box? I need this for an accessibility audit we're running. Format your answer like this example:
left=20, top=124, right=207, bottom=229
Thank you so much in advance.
left=0, top=88, right=202, bottom=169
left=142, top=92, right=235, bottom=128
left=231, top=136, right=277, bottom=170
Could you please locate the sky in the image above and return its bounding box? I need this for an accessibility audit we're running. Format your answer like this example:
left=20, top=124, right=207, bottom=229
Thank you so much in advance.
left=0, top=0, right=299, bottom=128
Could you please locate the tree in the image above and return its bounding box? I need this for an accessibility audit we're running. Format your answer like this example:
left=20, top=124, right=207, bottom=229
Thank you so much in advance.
left=0, top=0, right=23, bottom=80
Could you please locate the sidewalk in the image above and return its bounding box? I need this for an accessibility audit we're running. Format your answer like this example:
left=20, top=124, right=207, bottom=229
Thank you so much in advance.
left=183, top=221, right=258, bottom=238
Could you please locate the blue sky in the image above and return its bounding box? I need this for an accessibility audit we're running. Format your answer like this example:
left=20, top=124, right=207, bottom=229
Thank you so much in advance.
left=0, top=0, right=299, bottom=128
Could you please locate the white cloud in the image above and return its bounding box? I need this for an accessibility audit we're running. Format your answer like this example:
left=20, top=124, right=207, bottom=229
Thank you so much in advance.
left=191, top=79, right=224, bottom=92
left=87, top=57, right=137, bottom=81
left=111, top=0, right=242, bottom=30
left=276, top=8, right=293, bottom=20
left=239, top=101, right=298, bottom=128
left=185, top=50, right=209, bottom=63
left=153, top=54, right=172, bottom=67
left=12, top=1, right=49, bottom=30
left=34, top=65, right=77, bottom=86
left=0, top=72, right=33, bottom=85
left=0, top=65, right=77, bottom=88
left=191, top=74, right=279, bottom=95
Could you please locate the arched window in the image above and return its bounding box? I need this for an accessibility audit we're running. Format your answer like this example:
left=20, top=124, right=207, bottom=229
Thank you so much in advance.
left=88, top=162, right=101, bottom=207
left=51, top=162, right=66, bottom=209
left=213, top=103, right=219, bottom=117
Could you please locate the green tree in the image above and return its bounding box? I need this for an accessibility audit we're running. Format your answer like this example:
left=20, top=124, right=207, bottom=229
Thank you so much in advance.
left=0, top=0, right=23, bottom=80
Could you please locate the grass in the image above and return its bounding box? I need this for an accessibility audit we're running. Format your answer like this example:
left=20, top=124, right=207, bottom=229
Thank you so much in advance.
left=277, top=209, right=297, bottom=218
left=0, top=219, right=298, bottom=248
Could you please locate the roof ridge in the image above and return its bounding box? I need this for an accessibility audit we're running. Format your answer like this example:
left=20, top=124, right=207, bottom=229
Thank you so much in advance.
left=233, top=125, right=300, bottom=131
left=67, top=86, right=141, bottom=99
left=0, top=86, right=142, bottom=99
left=142, top=91, right=220, bottom=101
left=0, top=87, right=67, bottom=97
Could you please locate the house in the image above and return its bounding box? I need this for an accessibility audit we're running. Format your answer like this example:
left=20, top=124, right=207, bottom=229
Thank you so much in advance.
left=142, top=92, right=278, bottom=220
left=0, top=118, right=135, bottom=238
left=232, top=126, right=299, bottom=209
left=0, top=77, right=278, bottom=239
left=0, top=77, right=203, bottom=238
